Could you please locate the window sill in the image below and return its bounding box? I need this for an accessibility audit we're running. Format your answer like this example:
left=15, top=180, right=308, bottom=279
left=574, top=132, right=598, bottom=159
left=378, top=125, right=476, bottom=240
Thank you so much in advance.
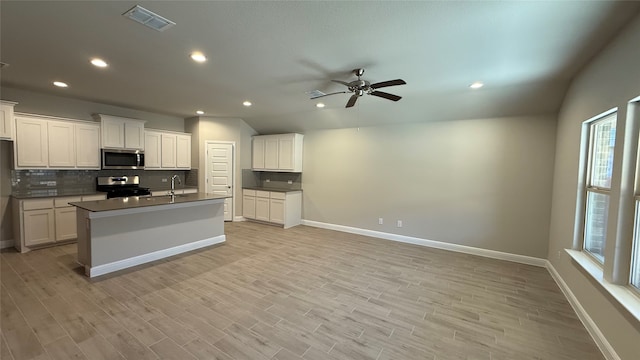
left=565, top=249, right=640, bottom=322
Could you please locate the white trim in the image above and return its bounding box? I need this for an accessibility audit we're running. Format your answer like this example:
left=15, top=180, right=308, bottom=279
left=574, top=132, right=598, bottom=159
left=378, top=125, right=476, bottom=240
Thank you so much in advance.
left=546, top=260, right=620, bottom=360
left=301, top=220, right=546, bottom=267
left=0, top=239, right=14, bottom=249
left=86, top=235, right=225, bottom=278
left=234, top=216, right=246, bottom=222
left=565, top=249, right=640, bottom=322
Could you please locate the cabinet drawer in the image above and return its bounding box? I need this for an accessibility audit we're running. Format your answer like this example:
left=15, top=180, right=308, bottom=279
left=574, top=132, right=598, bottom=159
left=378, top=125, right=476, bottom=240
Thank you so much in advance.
left=256, top=190, right=270, bottom=198
left=54, top=196, right=82, bottom=208
left=243, top=189, right=256, bottom=196
left=82, top=194, right=107, bottom=201
left=269, top=192, right=286, bottom=200
left=22, top=198, right=54, bottom=210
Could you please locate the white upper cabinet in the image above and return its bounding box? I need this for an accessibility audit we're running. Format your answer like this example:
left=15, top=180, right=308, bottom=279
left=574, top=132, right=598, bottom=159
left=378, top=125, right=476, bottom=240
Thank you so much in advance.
left=144, top=129, right=191, bottom=170
left=176, top=134, right=191, bottom=169
left=161, top=133, right=177, bottom=168
left=252, top=137, right=265, bottom=169
left=124, top=121, right=145, bottom=149
left=15, top=116, right=48, bottom=168
left=252, top=133, right=303, bottom=172
left=47, top=121, right=75, bottom=168
left=75, top=123, right=100, bottom=168
left=144, top=131, right=161, bottom=168
left=0, top=100, right=17, bottom=140
left=14, top=114, right=101, bottom=170
left=96, top=114, right=145, bottom=150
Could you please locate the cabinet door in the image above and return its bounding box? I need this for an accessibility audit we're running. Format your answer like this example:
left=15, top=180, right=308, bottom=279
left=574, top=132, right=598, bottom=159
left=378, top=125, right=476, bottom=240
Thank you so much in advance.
left=0, top=102, right=15, bottom=140
left=176, top=134, right=191, bottom=169
left=243, top=195, right=256, bottom=219
left=278, top=135, right=295, bottom=170
left=75, top=123, right=100, bottom=168
left=15, top=117, right=48, bottom=167
left=161, top=134, right=177, bottom=168
left=269, top=198, right=285, bottom=224
left=252, top=137, right=265, bottom=169
left=101, top=118, right=124, bottom=148
left=124, top=121, right=145, bottom=149
left=264, top=137, right=279, bottom=169
left=144, top=131, right=161, bottom=168
left=24, top=209, right=55, bottom=246
left=48, top=121, right=75, bottom=168
left=54, top=207, right=77, bottom=241
left=255, top=197, right=270, bottom=221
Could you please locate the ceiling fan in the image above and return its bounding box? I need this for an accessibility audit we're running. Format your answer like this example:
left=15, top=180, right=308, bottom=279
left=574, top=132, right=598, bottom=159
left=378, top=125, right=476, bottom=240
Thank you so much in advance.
left=310, top=68, right=406, bottom=108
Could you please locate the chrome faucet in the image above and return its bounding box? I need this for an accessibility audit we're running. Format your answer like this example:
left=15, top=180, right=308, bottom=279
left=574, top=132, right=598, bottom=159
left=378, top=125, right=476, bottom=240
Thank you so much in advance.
left=170, top=174, right=181, bottom=196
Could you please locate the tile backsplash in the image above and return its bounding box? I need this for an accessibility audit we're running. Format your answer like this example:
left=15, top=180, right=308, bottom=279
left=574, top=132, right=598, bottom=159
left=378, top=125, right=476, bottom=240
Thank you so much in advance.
left=11, top=169, right=191, bottom=195
left=242, top=169, right=302, bottom=190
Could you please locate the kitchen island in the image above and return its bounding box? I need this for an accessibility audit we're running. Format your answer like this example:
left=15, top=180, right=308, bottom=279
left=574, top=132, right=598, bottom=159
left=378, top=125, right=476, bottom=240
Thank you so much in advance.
left=70, top=193, right=229, bottom=278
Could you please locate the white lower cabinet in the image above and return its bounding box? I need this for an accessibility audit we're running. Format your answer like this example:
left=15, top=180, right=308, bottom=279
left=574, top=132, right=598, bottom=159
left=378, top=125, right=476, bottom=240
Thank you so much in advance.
left=242, top=189, right=301, bottom=228
left=23, top=209, right=55, bottom=247
left=13, top=194, right=106, bottom=252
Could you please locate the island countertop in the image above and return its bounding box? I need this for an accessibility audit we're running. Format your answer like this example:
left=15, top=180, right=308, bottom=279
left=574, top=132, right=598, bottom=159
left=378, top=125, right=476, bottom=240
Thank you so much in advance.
left=69, top=193, right=229, bottom=212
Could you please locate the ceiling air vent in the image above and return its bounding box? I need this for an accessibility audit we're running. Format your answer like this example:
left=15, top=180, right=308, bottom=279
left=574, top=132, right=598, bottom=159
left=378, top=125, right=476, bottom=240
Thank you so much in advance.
left=122, top=5, right=175, bottom=32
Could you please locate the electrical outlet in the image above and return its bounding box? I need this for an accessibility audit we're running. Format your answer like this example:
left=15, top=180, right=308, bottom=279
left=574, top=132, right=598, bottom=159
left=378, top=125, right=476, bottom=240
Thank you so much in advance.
left=397, top=220, right=403, bottom=228
left=161, top=178, right=168, bottom=182
left=378, top=218, right=383, bottom=225
left=557, top=250, right=561, bottom=259
left=288, top=180, right=293, bottom=184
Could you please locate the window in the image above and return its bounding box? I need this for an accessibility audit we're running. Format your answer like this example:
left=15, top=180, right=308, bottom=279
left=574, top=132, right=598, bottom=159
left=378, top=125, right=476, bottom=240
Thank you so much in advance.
left=632, top=201, right=640, bottom=290
left=583, top=114, right=617, bottom=263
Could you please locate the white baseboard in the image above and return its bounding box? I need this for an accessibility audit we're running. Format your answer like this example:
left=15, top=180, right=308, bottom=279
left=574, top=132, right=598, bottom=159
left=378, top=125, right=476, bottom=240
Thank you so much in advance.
left=301, top=220, right=547, bottom=267
left=234, top=216, right=246, bottom=222
left=0, top=239, right=14, bottom=249
left=545, top=261, right=619, bottom=360
left=87, top=235, right=226, bottom=278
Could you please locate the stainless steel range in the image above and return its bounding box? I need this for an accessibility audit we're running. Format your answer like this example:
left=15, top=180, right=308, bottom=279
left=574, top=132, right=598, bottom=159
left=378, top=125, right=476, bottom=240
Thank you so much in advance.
left=96, top=176, right=151, bottom=199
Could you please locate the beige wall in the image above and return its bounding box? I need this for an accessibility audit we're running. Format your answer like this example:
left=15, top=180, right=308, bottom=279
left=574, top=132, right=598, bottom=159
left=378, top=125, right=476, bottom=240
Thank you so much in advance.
left=1, top=87, right=184, bottom=131
left=302, top=114, right=556, bottom=258
left=547, top=15, right=640, bottom=360
left=186, top=116, right=257, bottom=218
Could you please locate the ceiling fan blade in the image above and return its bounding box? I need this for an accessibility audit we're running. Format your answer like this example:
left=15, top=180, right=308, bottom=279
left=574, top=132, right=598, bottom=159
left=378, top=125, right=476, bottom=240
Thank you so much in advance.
left=370, top=79, right=406, bottom=89
left=370, top=91, right=402, bottom=102
left=331, top=79, right=351, bottom=87
left=346, top=94, right=359, bottom=108
left=310, top=90, right=349, bottom=99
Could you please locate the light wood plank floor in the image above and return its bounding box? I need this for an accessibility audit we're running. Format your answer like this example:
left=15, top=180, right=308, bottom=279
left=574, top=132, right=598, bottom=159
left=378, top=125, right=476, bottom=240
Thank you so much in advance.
left=1, top=222, right=603, bottom=360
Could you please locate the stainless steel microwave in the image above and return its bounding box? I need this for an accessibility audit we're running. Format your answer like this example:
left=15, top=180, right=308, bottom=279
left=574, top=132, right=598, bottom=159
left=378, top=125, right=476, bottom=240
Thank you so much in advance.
left=101, top=149, right=145, bottom=170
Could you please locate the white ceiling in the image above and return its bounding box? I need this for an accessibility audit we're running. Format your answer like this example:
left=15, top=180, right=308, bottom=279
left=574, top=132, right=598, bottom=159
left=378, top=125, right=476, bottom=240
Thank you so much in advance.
left=1, top=1, right=639, bottom=133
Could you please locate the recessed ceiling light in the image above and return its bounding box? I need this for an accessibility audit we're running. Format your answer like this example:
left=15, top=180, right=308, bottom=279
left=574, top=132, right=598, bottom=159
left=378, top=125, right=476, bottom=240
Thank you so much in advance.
left=90, top=58, right=108, bottom=68
left=53, top=81, right=68, bottom=88
left=316, top=103, right=325, bottom=108
left=469, top=81, right=484, bottom=89
left=190, top=52, right=207, bottom=63
left=243, top=101, right=252, bottom=107
left=196, top=110, right=204, bottom=115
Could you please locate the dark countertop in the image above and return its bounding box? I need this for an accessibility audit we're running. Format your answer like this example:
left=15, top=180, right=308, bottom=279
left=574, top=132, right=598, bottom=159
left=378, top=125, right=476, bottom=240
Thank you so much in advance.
left=69, top=192, right=230, bottom=212
left=242, top=187, right=302, bottom=193
left=11, top=190, right=105, bottom=199
left=149, top=186, right=198, bottom=192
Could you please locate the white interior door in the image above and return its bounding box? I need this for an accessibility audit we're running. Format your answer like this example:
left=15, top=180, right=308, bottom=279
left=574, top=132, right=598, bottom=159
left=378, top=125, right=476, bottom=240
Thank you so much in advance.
left=206, top=142, right=233, bottom=221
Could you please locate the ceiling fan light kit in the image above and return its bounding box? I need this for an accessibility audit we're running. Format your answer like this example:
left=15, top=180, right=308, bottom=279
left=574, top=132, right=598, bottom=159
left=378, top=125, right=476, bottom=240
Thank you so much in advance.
left=310, top=68, right=406, bottom=108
